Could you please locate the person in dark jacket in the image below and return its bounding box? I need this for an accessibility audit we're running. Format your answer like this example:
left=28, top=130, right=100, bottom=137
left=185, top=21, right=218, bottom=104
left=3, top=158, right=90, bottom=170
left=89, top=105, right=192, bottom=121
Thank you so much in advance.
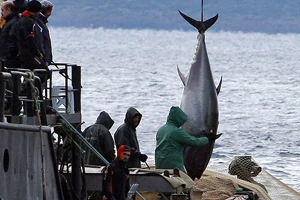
left=102, top=145, right=131, bottom=200
left=114, top=107, right=148, bottom=168
left=0, top=1, right=20, bottom=68
left=17, top=0, right=49, bottom=84
left=155, top=106, right=218, bottom=172
left=0, top=1, right=20, bottom=112
left=0, top=0, right=7, bottom=30
left=38, top=0, right=53, bottom=66
left=83, top=111, right=115, bottom=166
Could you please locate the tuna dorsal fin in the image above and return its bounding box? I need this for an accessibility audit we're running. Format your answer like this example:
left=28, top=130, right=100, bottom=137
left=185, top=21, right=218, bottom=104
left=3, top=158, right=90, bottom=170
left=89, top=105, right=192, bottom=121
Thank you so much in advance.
left=216, top=76, right=222, bottom=95
left=177, top=65, right=187, bottom=86
left=178, top=10, right=218, bottom=33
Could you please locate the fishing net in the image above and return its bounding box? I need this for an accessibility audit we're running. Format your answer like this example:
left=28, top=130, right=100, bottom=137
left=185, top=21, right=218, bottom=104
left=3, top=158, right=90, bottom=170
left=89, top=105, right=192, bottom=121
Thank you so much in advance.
left=192, top=156, right=300, bottom=200
left=228, top=156, right=267, bottom=192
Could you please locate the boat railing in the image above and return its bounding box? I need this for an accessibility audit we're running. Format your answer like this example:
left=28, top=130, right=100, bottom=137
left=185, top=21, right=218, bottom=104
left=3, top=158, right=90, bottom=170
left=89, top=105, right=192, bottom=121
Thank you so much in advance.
left=1, top=62, right=82, bottom=126
left=1, top=68, right=46, bottom=124
left=46, top=62, right=82, bottom=125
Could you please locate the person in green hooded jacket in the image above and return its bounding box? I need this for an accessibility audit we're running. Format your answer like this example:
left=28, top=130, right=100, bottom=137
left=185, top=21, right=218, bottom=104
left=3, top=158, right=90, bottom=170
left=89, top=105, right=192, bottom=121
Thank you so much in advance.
left=155, top=106, right=215, bottom=172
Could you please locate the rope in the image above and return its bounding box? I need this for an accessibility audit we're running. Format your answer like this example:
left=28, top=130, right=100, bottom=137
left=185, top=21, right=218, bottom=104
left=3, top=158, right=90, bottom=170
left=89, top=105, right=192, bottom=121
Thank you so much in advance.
left=49, top=106, right=110, bottom=166
left=24, top=71, right=47, bottom=199
left=60, top=121, right=86, bottom=153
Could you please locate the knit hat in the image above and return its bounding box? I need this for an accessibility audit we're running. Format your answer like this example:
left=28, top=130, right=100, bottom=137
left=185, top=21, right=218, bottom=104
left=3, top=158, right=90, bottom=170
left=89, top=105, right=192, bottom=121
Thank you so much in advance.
left=27, top=0, right=42, bottom=12
left=117, top=145, right=131, bottom=159
left=40, top=0, right=53, bottom=13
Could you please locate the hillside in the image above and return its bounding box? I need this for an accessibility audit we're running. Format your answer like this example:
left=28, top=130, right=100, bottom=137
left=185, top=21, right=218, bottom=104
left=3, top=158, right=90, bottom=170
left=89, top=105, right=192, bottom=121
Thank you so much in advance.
left=49, top=0, right=299, bottom=33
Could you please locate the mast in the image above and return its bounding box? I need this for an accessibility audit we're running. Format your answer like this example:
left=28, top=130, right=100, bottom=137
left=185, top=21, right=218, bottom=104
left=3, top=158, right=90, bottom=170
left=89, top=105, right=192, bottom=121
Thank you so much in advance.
left=201, top=0, right=204, bottom=22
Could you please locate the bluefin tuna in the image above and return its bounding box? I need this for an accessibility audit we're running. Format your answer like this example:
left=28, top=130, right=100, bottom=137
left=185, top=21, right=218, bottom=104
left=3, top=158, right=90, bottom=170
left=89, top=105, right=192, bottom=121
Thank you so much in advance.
left=177, top=10, right=222, bottom=180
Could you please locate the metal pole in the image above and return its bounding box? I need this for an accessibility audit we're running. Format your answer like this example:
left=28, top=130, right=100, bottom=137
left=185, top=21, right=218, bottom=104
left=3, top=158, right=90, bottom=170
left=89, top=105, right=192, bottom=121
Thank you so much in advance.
left=26, top=79, right=35, bottom=125
left=72, top=65, right=81, bottom=113
left=11, top=74, right=21, bottom=123
left=71, top=64, right=82, bottom=199
left=34, top=76, right=47, bottom=125
left=201, top=0, right=204, bottom=22
left=0, top=72, right=11, bottom=122
left=72, top=131, right=82, bottom=199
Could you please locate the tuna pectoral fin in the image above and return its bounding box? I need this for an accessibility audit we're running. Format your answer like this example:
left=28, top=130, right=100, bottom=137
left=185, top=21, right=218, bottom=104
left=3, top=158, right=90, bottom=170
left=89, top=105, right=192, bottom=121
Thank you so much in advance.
left=178, top=10, right=218, bottom=32
left=177, top=65, right=187, bottom=86
left=215, top=133, right=222, bottom=140
left=216, top=76, right=222, bottom=95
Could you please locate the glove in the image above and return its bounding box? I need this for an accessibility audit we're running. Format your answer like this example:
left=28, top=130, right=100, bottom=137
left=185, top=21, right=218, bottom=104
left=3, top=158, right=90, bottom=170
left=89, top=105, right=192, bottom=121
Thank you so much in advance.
left=138, top=154, right=148, bottom=162
left=204, top=131, right=222, bottom=142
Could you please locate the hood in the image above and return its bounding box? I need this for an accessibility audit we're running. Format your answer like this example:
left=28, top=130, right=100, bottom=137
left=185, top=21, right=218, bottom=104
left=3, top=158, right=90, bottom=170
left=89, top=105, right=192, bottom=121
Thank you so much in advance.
left=166, top=106, right=187, bottom=127
left=21, top=11, right=31, bottom=17
left=95, top=111, right=114, bottom=130
left=21, top=10, right=38, bottom=19
left=124, top=107, right=142, bottom=128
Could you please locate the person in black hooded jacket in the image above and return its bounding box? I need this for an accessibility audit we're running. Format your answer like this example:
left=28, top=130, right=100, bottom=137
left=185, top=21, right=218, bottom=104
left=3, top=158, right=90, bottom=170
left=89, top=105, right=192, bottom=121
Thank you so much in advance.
left=114, top=107, right=148, bottom=168
left=83, top=111, right=115, bottom=166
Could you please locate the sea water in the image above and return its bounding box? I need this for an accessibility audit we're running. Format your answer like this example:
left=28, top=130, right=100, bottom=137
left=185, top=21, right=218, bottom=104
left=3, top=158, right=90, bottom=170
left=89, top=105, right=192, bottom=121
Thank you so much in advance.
left=49, top=27, right=300, bottom=192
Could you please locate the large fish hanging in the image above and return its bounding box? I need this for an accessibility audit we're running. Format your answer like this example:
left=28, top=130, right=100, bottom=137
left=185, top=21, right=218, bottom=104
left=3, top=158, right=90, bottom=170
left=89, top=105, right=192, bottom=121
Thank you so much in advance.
left=177, top=8, right=222, bottom=180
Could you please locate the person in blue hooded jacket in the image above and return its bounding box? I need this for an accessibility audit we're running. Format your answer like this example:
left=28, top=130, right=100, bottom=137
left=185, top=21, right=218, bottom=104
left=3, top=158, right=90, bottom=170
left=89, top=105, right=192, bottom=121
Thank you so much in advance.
left=155, top=106, right=217, bottom=172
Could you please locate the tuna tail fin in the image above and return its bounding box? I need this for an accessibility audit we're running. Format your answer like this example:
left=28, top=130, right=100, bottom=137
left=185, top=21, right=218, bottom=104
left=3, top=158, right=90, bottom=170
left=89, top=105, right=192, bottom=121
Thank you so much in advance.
left=216, top=76, right=222, bottom=95
left=178, top=10, right=218, bottom=33
left=177, top=65, right=187, bottom=86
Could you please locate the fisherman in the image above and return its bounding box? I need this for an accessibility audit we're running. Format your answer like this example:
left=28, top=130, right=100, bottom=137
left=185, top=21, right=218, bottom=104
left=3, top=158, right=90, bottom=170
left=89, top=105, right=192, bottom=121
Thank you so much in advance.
left=0, top=1, right=20, bottom=68
left=0, top=1, right=20, bottom=112
left=114, top=107, right=148, bottom=168
left=102, top=145, right=131, bottom=200
left=0, top=0, right=7, bottom=30
left=38, top=0, right=53, bottom=66
left=155, top=106, right=219, bottom=172
left=83, top=111, right=115, bottom=166
left=17, top=0, right=49, bottom=85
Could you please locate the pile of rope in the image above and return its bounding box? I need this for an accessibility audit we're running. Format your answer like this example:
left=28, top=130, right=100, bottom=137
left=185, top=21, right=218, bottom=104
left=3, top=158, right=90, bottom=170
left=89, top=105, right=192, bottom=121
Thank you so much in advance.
left=194, top=173, right=239, bottom=200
